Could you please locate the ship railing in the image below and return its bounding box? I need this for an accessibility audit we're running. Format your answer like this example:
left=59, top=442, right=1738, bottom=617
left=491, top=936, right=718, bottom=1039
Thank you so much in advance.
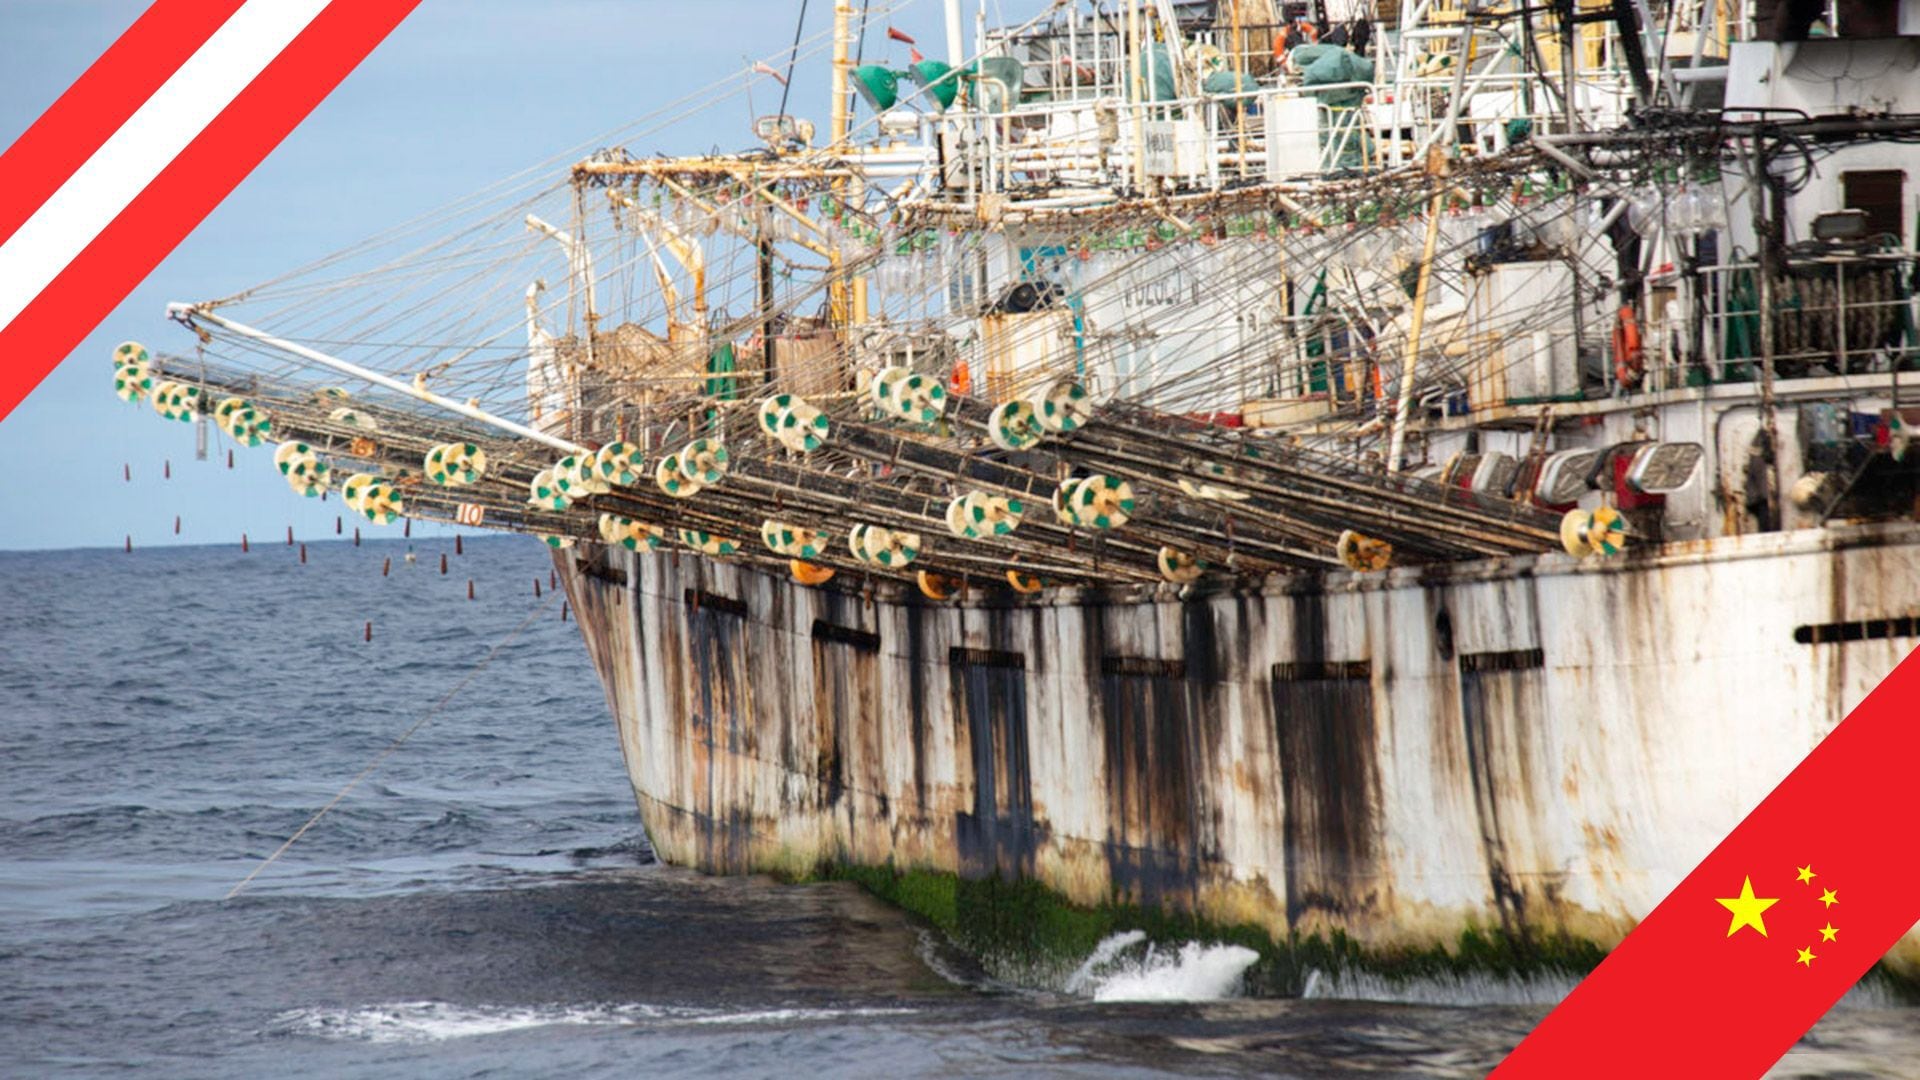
left=1632, top=254, right=1920, bottom=395
left=935, top=80, right=1378, bottom=203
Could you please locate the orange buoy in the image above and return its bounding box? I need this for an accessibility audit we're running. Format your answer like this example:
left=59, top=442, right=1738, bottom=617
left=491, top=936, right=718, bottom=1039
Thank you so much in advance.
left=241, top=533, right=249, bottom=553
left=299, top=544, right=308, bottom=564
left=1006, top=569, right=1044, bottom=594
left=950, top=358, right=972, bottom=396
left=790, top=560, right=836, bottom=586
left=1612, top=305, right=1645, bottom=389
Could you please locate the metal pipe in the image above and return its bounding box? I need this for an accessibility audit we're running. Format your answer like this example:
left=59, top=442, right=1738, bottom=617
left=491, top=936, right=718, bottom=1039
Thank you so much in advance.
left=167, top=304, right=587, bottom=454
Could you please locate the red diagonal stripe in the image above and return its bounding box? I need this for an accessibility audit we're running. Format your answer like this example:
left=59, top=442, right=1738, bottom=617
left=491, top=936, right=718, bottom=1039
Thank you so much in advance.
left=1496, top=645, right=1920, bottom=1077
left=0, top=0, right=248, bottom=248
left=0, top=0, right=422, bottom=421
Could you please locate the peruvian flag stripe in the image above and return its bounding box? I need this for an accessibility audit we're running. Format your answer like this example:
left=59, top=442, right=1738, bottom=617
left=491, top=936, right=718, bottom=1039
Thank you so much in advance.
left=0, top=0, right=247, bottom=249
left=0, top=0, right=420, bottom=421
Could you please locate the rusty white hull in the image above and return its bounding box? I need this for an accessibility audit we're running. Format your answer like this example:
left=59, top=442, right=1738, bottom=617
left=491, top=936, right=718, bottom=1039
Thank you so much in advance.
left=558, top=522, right=1920, bottom=974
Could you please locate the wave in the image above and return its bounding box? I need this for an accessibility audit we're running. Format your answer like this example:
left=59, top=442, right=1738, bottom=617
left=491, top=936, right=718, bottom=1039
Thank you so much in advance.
left=1063, top=931, right=1260, bottom=1003
left=269, top=1000, right=917, bottom=1043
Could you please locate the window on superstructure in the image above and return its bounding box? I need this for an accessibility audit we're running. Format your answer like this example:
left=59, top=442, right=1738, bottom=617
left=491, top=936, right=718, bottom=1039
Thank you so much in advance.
left=1841, top=170, right=1905, bottom=244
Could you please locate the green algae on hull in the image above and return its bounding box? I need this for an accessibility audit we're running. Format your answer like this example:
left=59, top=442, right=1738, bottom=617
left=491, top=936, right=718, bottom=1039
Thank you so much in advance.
left=818, top=862, right=1612, bottom=997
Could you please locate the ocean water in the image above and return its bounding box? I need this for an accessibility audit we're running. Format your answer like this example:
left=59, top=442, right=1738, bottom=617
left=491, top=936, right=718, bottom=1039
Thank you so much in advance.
left=2, top=537, right=1916, bottom=1078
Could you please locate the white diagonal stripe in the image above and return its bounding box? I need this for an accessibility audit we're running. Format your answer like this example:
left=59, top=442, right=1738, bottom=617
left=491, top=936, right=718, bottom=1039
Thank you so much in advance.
left=0, top=0, right=333, bottom=332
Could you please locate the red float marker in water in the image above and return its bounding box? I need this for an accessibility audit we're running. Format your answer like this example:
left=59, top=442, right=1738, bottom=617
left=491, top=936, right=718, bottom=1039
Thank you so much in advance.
left=364, top=621, right=372, bottom=643
left=285, top=525, right=293, bottom=546
left=173, top=515, right=180, bottom=535
left=439, top=553, right=447, bottom=575
left=381, top=556, right=390, bottom=577
left=124, top=535, right=131, bottom=553
left=240, top=532, right=249, bottom=553
left=467, top=579, right=475, bottom=601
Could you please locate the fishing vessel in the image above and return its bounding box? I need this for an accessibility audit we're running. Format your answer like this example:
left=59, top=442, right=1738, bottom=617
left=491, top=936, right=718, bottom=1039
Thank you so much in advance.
left=114, top=0, right=1920, bottom=983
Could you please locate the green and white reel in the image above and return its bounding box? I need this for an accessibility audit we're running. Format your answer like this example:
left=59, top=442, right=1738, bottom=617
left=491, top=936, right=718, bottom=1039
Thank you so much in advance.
left=1065, top=474, right=1134, bottom=530
left=654, top=453, right=702, bottom=498
left=677, top=529, right=738, bottom=557
left=342, top=472, right=402, bottom=524
left=855, top=525, right=921, bottom=569
left=675, top=439, right=730, bottom=486
left=527, top=467, right=572, bottom=511
left=1157, top=546, right=1205, bottom=585
left=1032, top=378, right=1090, bottom=433
left=149, top=380, right=200, bottom=422
left=1560, top=506, right=1626, bottom=557
left=987, top=399, right=1043, bottom=451
left=540, top=533, right=576, bottom=550
left=1051, top=477, right=1085, bottom=524
left=273, top=440, right=330, bottom=497
left=313, top=387, right=351, bottom=403
left=552, top=453, right=601, bottom=500
left=215, top=397, right=272, bottom=446
left=594, top=441, right=644, bottom=486
left=758, top=394, right=831, bottom=453
left=947, top=490, right=1022, bottom=538
left=870, top=366, right=947, bottom=425
left=425, top=442, right=488, bottom=486
left=112, top=342, right=152, bottom=403
left=598, top=513, right=663, bottom=551
left=761, top=519, right=829, bottom=560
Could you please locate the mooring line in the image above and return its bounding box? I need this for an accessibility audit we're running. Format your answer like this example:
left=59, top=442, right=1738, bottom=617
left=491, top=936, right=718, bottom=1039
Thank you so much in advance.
left=225, top=586, right=562, bottom=900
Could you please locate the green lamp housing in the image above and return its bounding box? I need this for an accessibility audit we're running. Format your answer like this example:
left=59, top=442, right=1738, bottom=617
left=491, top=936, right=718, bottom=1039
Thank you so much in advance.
left=852, top=64, right=902, bottom=111
left=908, top=59, right=959, bottom=111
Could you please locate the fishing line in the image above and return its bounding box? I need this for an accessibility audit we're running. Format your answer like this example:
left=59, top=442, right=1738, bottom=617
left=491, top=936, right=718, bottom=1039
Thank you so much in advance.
left=224, top=585, right=563, bottom=900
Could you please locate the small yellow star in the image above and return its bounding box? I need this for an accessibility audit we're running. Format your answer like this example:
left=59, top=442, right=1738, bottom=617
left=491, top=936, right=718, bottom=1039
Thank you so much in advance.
left=1819, top=924, right=1839, bottom=943
left=1796, top=865, right=1816, bottom=885
left=1716, top=876, right=1780, bottom=937
left=1797, top=947, right=1817, bottom=966
left=1820, top=889, right=1839, bottom=909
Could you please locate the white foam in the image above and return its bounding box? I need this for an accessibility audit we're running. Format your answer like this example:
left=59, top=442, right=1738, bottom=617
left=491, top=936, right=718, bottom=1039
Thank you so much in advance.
left=1065, top=931, right=1260, bottom=1003
left=271, top=1001, right=916, bottom=1043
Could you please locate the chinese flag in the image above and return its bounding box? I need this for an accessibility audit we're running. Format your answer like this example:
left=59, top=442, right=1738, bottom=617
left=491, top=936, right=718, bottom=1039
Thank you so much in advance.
left=1496, top=647, right=1920, bottom=1076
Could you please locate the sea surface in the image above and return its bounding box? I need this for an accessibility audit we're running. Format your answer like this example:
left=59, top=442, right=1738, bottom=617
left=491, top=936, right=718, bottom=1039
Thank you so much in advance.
left=3, top=537, right=1917, bottom=1078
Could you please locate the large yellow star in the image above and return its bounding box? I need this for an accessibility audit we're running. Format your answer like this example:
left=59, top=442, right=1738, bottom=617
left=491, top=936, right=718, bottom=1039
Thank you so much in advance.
left=1797, top=947, right=1817, bottom=966
left=1717, top=876, right=1779, bottom=937
left=1819, top=924, right=1839, bottom=942
left=1796, top=865, right=1817, bottom=885
left=1820, top=889, right=1840, bottom=909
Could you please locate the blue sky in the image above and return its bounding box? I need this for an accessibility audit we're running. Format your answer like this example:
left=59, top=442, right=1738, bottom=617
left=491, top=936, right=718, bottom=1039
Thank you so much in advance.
left=0, top=0, right=918, bottom=550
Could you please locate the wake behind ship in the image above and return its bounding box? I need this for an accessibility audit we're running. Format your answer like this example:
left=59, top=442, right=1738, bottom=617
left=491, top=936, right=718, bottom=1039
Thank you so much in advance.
left=111, top=0, right=1920, bottom=985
